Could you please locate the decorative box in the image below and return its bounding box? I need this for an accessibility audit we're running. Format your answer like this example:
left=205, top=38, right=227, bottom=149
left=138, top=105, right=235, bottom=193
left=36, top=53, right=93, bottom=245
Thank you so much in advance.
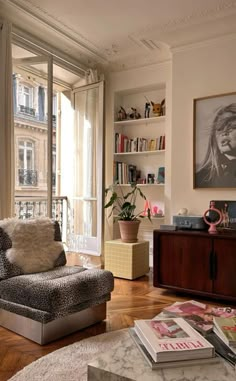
left=105, top=239, right=149, bottom=280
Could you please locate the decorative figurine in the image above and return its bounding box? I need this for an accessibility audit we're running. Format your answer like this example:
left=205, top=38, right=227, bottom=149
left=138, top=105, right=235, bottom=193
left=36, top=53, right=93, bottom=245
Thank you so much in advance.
left=129, top=107, right=141, bottom=119
left=117, top=106, right=127, bottom=121
left=161, top=98, right=166, bottom=115
left=178, top=208, right=188, bottom=216
left=151, top=101, right=162, bottom=116
left=203, top=201, right=222, bottom=234
left=144, top=102, right=150, bottom=118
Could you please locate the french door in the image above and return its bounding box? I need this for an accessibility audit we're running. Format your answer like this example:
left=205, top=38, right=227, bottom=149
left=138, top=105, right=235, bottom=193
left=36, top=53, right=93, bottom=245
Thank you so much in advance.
left=12, top=41, right=105, bottom=255
left=63, top=82, right=105, bottom=255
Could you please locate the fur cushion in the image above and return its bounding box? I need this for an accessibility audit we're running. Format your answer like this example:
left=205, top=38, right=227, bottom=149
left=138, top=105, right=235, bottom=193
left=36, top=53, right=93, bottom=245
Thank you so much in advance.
left=0, top=218, right=64, bottom=274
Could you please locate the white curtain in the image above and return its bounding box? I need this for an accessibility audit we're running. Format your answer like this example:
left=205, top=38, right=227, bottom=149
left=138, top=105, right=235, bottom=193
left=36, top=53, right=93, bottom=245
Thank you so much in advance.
left=0, top=20, right=14, bottom=219
left=60, top=79, right=104, bottom=256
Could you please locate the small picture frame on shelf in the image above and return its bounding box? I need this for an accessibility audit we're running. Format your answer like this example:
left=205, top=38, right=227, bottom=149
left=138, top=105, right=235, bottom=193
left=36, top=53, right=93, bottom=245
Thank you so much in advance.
left=157, top=167, right=165, bottom=184
left=147, top=173, right=155, bottom=184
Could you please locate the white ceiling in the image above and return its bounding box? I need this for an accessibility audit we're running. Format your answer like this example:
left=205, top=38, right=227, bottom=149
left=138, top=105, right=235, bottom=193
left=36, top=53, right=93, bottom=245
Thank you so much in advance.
left=2, top=0, right=236, bottom=72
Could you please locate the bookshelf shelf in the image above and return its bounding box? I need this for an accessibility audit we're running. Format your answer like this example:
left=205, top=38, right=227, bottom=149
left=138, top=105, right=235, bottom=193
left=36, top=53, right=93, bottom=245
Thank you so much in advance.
left=114, top=183, right=164, bottom=187
left=114, top=215, right=165, bottom=219
left=114, top=150, right=165, bottom=156
left=114, top=116, right=165, bottom=126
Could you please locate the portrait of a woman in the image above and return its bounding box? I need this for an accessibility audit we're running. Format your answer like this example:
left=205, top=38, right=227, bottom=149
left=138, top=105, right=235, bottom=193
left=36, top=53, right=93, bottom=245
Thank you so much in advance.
left=194, top=94, right=236, bottom=188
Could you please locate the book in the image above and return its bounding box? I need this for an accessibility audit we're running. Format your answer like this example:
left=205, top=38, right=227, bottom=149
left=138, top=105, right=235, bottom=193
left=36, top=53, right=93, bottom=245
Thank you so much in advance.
left=206, top=331, right=236, bottom=369
left=213, top=317, right=236, bottom=347
left=129, top=327, right=220, bottom=370
left=163, top=300, right=236, bottom=336
left=134, top=317, right=215, bottom=363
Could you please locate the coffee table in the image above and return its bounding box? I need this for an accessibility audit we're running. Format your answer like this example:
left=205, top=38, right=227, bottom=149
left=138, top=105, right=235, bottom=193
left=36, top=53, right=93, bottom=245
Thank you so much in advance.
left=87, top=329, right=235, bottom=381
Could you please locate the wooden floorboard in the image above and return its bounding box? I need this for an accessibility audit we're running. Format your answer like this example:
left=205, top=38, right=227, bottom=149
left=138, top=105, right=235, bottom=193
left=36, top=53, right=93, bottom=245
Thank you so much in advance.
left=0, top=271, right=235, bottom=380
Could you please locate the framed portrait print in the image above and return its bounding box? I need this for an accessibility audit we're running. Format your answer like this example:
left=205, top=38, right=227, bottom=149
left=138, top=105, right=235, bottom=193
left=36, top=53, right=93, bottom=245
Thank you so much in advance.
left=193, top=92, right=236, bottom=188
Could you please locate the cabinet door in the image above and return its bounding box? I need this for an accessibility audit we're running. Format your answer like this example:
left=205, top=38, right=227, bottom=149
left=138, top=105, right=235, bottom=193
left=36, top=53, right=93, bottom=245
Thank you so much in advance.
left=213, top=238, right=236, bottom=298
left=155, top=233, right=212, bottom=292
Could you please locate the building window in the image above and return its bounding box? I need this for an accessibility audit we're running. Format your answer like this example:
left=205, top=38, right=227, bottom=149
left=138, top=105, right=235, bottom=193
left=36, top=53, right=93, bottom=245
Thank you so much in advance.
left=18, top=140, right=37, bottom=186
left=18, top=84, right=35, bottom=115
left=52, top=144, right=56, bottom=187
left=19, top=84, right=33, bottom=108
left=23, top=86, right=30, bottom=107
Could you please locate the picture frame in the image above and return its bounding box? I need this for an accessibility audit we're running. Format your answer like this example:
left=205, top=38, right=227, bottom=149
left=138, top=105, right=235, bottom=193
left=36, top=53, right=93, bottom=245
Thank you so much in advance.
left=193, top=92, right=236, bottom=188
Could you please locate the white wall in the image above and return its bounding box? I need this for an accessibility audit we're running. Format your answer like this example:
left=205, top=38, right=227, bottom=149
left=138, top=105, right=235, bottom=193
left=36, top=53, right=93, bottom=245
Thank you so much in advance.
left=171, top=37, right=236, bottom=219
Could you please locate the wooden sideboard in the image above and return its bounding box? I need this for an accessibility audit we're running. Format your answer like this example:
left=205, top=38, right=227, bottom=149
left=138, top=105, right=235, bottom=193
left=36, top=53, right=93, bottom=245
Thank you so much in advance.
left=153, top=229, right=236, bottom=302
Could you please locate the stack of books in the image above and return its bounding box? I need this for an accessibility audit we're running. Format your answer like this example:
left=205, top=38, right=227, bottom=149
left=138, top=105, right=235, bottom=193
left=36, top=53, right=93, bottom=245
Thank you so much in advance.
left=130, top=317, right=218, bottom=369
left=213, top=317, right=236, bottom=352
left=160, top=299, right=236, bottom=369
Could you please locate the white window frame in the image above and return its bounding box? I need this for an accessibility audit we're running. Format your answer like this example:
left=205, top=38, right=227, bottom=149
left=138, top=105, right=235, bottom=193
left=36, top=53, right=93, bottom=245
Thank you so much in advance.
left=18, top=139, right=35, bottom=170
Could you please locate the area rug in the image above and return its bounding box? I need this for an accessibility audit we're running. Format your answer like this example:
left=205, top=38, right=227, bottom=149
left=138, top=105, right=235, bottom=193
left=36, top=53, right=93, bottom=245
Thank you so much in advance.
left=9, top=329, right=128, bottom=381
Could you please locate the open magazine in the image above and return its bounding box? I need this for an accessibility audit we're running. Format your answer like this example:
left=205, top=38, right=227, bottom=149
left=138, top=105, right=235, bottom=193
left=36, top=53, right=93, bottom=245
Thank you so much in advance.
left=162, top=300, right=236, bottom=335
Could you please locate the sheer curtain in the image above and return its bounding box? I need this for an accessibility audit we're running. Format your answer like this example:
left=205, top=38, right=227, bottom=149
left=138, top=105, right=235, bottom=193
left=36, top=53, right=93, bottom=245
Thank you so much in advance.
left=60, top=77, right=104, bottom=256
left=0, top=20, right=14, bottom=219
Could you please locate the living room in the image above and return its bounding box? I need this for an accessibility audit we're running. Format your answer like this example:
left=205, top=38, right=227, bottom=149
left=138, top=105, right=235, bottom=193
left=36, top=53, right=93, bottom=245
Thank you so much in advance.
left=0, top=1, right=236, bottom=380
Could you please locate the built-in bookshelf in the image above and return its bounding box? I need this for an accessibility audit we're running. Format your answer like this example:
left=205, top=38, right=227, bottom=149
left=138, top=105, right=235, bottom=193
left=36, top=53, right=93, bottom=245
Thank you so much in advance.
left=112, top=84, right=166, bottom=259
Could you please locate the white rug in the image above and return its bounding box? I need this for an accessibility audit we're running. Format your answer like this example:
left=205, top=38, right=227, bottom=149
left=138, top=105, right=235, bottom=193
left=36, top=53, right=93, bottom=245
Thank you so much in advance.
left=9, top=329, right=128, bottom=381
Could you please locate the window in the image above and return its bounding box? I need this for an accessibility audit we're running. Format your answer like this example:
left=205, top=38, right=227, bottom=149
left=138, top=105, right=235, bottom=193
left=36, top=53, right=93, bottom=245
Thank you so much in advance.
left=52, top=144, right=56, bottom=188
left=18, top=140, right=37, bottom=186
left=12, top=41, right=104, bottom=255
left=23, top=86, right=30, bottom=107
left=19, top=140, right=34, bottom=170
left=18, top=84, right=33, bottom=108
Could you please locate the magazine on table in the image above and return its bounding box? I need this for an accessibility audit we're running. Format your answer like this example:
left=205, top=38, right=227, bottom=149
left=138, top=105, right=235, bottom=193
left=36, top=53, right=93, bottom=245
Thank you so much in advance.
left=213, top=317, right=236, bottom=347
left=162, top=300, right=236, bottom=336
left=134, top=317, right=215, bottom=363
left=129, top=327, right=220, bottom=370
left=205, top=331, right=236, bottom=369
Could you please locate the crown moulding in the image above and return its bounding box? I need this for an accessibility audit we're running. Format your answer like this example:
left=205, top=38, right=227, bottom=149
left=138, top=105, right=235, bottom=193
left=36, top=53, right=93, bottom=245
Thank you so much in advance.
left=2, top=0, right=236, bottom=71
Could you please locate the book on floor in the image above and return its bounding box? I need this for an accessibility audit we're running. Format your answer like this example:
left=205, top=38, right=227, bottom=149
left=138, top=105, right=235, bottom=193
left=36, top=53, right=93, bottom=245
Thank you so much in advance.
left=134, top=317, right=215, bottom=363
left=162, top=300, right=236, bottom=336
left=129, top=327, right=220, bottom=370
left=213, top=317, right=236, bottom=347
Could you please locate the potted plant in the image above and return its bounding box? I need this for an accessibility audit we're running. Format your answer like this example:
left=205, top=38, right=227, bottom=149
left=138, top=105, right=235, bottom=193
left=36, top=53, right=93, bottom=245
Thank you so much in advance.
left=104, top=183, right=151, bottom=243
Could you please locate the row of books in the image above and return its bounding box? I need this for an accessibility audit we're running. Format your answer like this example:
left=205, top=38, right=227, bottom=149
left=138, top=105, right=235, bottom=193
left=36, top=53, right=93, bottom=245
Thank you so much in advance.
left=114, top=162, right=139, bottom=184
left=114, top=133, right=165, bottom=153
left=114, top=162, right=165, bottom=185
left=130, top=300, right=236, bottom=370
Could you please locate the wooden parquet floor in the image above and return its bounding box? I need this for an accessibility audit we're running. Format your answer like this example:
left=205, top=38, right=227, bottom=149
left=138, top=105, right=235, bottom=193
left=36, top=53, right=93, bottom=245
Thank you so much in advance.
left=0, top=271, right=235, bottom=381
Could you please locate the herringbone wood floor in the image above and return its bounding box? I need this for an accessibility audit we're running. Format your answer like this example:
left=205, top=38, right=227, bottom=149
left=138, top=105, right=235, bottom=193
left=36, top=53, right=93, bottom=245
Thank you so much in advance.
left=0, top=271, right=234, bottom=381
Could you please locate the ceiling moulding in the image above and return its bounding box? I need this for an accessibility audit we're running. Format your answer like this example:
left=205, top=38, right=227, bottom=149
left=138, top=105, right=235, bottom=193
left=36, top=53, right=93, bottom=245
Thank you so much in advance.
left=170, top=31, right=236, bottom=54
left=107, top=56, right=172, bottom=74
left=5, top=0, right=109, bottom=65
left=129, top=1, right=236, bottom=43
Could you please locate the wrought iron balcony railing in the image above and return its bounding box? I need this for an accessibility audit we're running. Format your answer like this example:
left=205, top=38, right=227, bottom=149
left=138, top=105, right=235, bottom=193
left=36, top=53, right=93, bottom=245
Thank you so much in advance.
left=19, top=105, right=36, bottom=116
left=15, top=107, right=57, bottom=125
left=14, top=196, right=68, bottom=241
left=18, top=169, right=38, bottom=186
